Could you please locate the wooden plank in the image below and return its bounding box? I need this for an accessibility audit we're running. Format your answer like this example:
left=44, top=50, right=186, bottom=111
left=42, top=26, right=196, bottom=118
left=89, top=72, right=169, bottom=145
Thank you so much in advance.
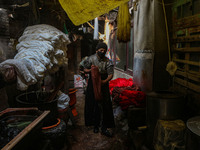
left=189, top=26, right=200, bottom=34
left=173, top=47, right=200, bottom=52
left=174, top=14, right=200, bottom=30
left=173, top=58, right=200, bottom=67
left=178, top=68, right=200, bottom=75
left=185, top=53, right=190, bottom=71
left=173, top=35, right=200, bottom=43
left=173, top=83, right=200, bottom=99
left=2, top=110, right=50, bottom=150
left=185, top=29, right=190, bottom=72
left=174, top=77, right=200, bottom=93
left=176, top=70, right=200, bottom=82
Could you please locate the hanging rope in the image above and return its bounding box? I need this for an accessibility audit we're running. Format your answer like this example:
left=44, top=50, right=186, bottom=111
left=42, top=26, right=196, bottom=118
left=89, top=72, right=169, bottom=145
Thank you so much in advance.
left=162, top=0, right=171, bottom=61
left=155, top=0, right=177, bottom=6
left=163, top=0, right=178, bottom=77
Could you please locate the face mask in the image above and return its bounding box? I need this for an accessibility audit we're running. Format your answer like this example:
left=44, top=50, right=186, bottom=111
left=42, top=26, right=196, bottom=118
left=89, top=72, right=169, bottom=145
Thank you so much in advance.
left=97, top=51, right=105, bottom=58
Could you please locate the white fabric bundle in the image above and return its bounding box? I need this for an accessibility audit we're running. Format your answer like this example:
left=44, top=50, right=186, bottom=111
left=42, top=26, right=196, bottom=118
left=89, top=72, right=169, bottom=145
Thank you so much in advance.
left=57, top=91, right=70, bottom=110
left=0, top=24, right=70, bottom=90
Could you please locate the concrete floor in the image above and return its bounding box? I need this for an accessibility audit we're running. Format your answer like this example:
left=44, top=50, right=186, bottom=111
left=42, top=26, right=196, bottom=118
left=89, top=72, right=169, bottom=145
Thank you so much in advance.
left=64, top=88, right=131, bottom=150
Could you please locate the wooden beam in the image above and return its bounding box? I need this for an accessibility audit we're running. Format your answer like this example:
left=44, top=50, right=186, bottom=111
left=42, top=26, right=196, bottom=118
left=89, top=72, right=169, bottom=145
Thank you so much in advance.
left=174, top=77, right=200, bottom=93
left=173, top=47, right=200, bottom=52
left=178, top=68, right=200, bottom=76
left=173, top=58, right=200, bottom=67
left=176, top=70, right=200, bottom=82
left=174, top=14, right=200, bottom=30
left=185, top=29, right=190, bottom=72
left=173, top=83, right=200, bottom=99
left=189, top=26, right=200, bottom=34
left=173, top=35, right=200, bottom=43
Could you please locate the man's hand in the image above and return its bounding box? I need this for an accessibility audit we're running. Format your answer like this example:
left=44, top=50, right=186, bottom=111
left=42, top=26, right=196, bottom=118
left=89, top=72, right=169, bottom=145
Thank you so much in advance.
left=101, top=74, right=113, bottom=85
left=84, top=65, right=96, bottom=74
left=4, top=67, right=16, bottom=82
left=101, top=80, right=107, bottom=85
left=84, top=68, right=91, bottom=73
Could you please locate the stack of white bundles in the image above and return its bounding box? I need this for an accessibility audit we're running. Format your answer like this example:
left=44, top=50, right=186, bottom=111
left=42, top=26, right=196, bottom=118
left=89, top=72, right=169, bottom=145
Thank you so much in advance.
left=0, top=24, right=71, bottom=90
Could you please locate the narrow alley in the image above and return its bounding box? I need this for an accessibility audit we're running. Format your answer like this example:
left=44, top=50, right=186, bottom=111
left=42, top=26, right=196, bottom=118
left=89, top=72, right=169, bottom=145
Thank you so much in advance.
left=1, top=0, right=200, bottom=150
left=64, top=88, right=132, bottom=150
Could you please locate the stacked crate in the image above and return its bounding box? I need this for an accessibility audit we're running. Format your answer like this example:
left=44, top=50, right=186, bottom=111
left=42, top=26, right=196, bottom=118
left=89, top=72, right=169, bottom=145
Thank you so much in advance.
left=172, top=1, right=200, bottom=94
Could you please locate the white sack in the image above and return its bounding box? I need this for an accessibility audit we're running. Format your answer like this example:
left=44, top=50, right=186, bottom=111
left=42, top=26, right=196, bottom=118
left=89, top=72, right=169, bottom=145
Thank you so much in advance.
left=0, top=24, right=71, bottom=90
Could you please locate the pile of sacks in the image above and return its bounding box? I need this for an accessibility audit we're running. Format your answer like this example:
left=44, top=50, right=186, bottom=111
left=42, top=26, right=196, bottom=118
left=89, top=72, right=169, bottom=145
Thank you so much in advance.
left=0, top=24, right=70, bottom=90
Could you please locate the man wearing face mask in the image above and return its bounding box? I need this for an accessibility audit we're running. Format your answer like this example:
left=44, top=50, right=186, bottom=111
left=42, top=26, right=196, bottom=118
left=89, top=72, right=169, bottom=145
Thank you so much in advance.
left=82, top=42, right=115, bottom=137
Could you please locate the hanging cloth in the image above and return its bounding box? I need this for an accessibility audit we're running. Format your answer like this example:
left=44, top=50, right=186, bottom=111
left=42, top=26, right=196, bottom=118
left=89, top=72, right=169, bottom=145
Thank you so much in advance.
left=117, top=2, right=131, bottom=42
left=93, top=17, right=99, bottom=40
left=58, top=0, right=129, bottom=26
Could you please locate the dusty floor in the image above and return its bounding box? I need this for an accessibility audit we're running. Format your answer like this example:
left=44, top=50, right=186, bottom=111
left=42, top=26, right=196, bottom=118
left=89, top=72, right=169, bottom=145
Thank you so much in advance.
left=64, top=88, right=131, bottom=150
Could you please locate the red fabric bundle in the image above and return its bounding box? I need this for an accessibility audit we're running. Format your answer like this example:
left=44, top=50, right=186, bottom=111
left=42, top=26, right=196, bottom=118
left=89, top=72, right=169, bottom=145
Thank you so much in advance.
left=91, top=66, right=102, bottom=101
left=112, top=86, right=138, bottom=103
left=119, top=90, right=146, bottom=110
left=109, top=78, right=134, bottom=94
left=109, top=78, right=145, bottom=110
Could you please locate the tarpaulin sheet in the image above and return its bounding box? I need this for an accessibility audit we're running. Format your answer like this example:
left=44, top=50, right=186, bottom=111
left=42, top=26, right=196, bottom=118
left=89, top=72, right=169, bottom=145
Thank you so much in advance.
left=133, top=0, right=154, bottom=92
left=59, top=0, right=129, bottom=25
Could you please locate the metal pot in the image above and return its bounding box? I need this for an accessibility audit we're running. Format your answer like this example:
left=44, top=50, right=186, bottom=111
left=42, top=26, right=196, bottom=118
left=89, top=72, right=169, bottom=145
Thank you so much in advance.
left=146, top=90, right=185, bottom=147
left=147, top=91, right=184, bottom=120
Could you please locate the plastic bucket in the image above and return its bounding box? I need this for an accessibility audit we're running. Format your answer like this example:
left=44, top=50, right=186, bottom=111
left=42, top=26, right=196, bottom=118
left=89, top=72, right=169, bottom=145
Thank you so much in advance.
left=69, top=88, right=77, bottom=107
left=42, top=118, right=66, bottom=149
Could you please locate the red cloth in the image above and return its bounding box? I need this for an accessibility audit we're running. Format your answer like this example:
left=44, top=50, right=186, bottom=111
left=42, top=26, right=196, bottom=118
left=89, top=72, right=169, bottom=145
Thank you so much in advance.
left=91, top=66, right=102, bottom=101
left=112, top=86, right=138, bottom=103
left=109, top=78, right=134, bottom=94
left=119, top=90, right=146, bottom=110
left=109, top=78, right=145, bottom=110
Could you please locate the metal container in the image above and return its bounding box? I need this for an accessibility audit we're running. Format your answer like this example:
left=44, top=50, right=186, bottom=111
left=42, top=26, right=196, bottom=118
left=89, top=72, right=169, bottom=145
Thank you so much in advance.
left=0, top=108, right=50, bottom=150
left=146, top=90, right=185, bottom=147
left=186, top=116, right=200, bottom=150
left=16, top=91, right=58, bottom=120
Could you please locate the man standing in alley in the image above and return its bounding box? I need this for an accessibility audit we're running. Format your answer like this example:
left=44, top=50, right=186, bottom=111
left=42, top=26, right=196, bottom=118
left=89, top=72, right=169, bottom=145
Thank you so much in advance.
left=82, top=42, right=115, bottom=137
